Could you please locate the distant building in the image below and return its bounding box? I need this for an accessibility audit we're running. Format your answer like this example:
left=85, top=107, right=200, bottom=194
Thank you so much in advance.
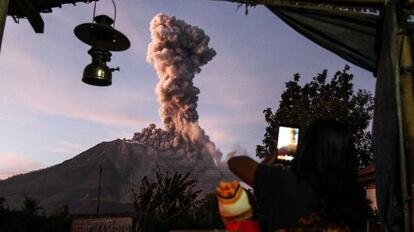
left=358, top=164, right=377, bottom=210
left=358, top=164, right=381, bottom=232
left=71, top=214, right=136, bottom=232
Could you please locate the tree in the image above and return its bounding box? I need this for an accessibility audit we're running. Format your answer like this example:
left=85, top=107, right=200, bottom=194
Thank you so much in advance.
left=22, top=195, right=44, bottom=216
left=0, top=197, right=8, bottom=212
left=256, top=65, right=374, bottom=168
left=46, top=205, right=71, bottom=232
left=0, top=197, right=70, bottom=232
left=193, top=193, right=224, bottom=229
left=130, top=167, right=204, bottom=231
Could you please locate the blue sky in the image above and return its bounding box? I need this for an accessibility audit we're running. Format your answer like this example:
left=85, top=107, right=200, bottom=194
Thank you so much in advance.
left=0, top=0, right=376, bottom=179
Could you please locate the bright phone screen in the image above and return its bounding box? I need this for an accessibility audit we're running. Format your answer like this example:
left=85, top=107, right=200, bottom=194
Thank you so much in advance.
left=277, top=126, right=299, bottom=161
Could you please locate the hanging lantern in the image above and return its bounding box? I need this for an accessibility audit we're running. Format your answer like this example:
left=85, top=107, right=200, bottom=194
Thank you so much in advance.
left=74, top=14, right=130, bottom=86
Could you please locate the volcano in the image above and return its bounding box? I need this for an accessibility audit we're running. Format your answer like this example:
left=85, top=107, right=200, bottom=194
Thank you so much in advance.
left=0, top=127, right=235, bottom=213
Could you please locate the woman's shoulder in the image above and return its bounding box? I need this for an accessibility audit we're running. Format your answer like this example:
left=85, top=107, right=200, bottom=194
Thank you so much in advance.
left=254, top=164, right=315, bottom=199
left=254, top=163, right=298, bottom=182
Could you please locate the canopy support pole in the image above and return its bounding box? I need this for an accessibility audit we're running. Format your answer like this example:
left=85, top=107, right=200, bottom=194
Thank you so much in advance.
left=0, top=0, right=9, bottom=54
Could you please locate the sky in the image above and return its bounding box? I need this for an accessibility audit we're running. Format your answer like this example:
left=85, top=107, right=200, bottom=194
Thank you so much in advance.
left=0, top=0, right=376, bottom=179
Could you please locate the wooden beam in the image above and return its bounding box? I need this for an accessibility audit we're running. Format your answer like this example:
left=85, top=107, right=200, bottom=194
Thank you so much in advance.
left=404, top=0, right=414, bottom=8
left=15, top=0, right=44, bottom=33
left=0, top=0, right=9, bottom=54
left=212, top=0, right=385, bottom=8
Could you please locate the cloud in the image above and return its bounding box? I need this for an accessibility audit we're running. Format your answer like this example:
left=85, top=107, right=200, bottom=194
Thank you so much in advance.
left=226, top=143, right=249, bottom=160
left=199, top=112, right=263, bottom=129
left=49, top=141, right=85, bottom=156
left=0, top=153, right=43, bottom=180
left=196, top=48, right=284, bottom=113
left=118, top=15, right=148, bottom=58
left=198, top=113, right=264, bottom=155
left=203, top=127, right=236, bottom=145
left=28, top=99, right=145, bottom=128
left=0, top=36, right=153, bottom=129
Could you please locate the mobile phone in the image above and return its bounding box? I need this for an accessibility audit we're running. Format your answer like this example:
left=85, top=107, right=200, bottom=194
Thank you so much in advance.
left=276, top=125, right=300, bottom=161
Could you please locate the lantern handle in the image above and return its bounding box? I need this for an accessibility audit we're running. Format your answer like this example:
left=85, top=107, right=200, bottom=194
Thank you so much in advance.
left=92, top=0, right=117, bottom=28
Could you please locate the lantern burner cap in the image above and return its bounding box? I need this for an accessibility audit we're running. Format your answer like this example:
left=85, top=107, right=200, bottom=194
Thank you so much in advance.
left=94, top=15, right=114, bottom=26
left=74, top=15, right=130, bottom=51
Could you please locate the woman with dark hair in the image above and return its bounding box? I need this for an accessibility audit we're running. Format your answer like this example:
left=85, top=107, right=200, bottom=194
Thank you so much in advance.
left=228, top=119, right=370, bottom=231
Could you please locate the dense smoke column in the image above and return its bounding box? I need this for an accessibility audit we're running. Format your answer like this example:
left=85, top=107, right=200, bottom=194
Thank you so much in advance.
left=147, top=13, right=222, bottom=164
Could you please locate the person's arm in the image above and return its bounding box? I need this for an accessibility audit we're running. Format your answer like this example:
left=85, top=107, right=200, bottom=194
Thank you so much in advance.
left=261, top=153, right=277, bottom=165
left=227, top=156, right=258, bottom=187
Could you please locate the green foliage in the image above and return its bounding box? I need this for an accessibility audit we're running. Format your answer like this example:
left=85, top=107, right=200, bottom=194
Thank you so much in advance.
left=256, top=65, right=374, bottom=168
left=0, top=197, right=8, bottom=212
left=22, top=195, right=44, bottom=216
left=194, top=193, right=224, bottom=229
left=46, top=205, right=71, bottom=232
left=0, top=197, right=70, bottom=232
left=130, top=167, right=223, bottom=231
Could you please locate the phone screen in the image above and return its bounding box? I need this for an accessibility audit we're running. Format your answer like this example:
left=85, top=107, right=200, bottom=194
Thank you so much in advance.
left=276, top=126, right=299, bottom=161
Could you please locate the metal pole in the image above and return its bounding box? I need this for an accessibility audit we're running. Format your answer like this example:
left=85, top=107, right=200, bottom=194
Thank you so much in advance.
left=396, top=53, right=411, bottom=232
left=97, top=164, right=102, bottom=216
left=0, top=0, right=10, bottom=54
left=400, top=32, right=414, bottom=231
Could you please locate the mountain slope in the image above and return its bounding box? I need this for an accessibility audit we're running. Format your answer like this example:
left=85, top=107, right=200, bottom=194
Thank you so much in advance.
left=0, top=139, right=235, bottom=214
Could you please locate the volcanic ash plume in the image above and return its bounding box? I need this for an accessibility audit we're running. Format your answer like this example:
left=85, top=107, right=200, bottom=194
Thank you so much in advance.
left=146, top=13, right=222, bottom=164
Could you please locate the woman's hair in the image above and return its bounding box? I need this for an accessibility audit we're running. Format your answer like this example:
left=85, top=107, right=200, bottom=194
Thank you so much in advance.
left=292, top=119, right=370, bottom=230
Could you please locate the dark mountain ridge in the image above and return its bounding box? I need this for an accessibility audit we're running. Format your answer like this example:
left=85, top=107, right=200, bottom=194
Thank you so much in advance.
left=0, top=137, right=235, bottom=214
